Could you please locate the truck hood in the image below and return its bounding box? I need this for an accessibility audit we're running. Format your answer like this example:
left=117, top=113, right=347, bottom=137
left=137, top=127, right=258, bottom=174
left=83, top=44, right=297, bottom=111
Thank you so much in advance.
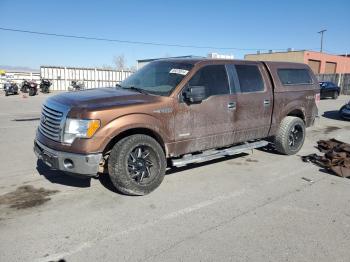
left=48, top=88, right=161, bottom=110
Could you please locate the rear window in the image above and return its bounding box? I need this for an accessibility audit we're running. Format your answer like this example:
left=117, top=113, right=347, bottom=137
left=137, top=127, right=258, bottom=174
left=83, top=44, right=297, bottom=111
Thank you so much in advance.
left=278, top=69, right=313, bottom=85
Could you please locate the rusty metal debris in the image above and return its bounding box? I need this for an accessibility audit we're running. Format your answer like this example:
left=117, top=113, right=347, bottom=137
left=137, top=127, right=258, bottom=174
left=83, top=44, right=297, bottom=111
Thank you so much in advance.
left=302, top=139, right=350, bottom=178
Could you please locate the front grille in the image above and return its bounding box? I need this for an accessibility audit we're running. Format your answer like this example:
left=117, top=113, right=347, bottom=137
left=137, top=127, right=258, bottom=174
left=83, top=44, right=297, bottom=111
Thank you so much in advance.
left=39, top=104, right=64, bottom=141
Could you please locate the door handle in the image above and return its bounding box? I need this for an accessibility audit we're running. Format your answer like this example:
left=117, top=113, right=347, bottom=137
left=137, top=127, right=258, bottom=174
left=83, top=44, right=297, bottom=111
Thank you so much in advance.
left=263, top=99, right=270, bottom=106
left=227, top=102, right=236, bottom=110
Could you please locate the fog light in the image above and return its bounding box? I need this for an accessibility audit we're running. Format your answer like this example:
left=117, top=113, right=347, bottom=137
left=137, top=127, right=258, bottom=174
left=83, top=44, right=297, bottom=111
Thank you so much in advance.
left=63, top=159, right=74, bottom=169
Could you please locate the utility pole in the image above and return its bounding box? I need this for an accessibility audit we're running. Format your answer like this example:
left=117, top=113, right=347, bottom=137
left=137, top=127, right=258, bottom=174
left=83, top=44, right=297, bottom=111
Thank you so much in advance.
left=318, top=29, right=327, bottom=52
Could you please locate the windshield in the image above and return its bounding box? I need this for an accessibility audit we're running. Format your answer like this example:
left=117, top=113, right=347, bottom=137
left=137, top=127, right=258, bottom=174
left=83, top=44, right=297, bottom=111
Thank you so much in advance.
left=120, top=61, right=194, bottom=96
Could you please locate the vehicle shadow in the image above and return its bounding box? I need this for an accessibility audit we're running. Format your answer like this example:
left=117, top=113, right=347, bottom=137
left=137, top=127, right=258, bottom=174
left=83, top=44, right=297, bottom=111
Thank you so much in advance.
left=322, top=110, right=346, bottom=121
left=256, top=143, right=282, bottom=155
left=36, top=160, right=91, bottom=188
left=318, top=167, right=350, bottom=179
left=98, top=153, right=250, bottom=194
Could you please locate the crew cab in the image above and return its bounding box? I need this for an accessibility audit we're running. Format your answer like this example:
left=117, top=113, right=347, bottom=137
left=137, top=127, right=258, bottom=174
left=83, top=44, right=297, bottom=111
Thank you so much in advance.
left=34, top=59, right=319, bottom=195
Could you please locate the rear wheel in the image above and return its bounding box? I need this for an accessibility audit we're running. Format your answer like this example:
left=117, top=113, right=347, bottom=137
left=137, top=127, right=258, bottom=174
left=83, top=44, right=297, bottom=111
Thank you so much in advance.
left=108, top=134, right=166, bottom=195
left=29, top=88, right=36, bottom=96
left=274, top=116, right=306, bottom=155
left=332, top=91, right=339, bottom=99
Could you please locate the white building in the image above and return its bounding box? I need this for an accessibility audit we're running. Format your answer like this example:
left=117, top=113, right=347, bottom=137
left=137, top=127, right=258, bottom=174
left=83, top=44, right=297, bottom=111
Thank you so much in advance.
left=0, top=70, right=40, bottom=86
left=207, top=53, right=234, bottom=59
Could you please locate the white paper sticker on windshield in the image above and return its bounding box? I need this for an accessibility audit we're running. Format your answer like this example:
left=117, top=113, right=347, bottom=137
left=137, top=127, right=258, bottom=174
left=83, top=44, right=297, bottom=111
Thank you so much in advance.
left=169, top=68, right=189, bottom=75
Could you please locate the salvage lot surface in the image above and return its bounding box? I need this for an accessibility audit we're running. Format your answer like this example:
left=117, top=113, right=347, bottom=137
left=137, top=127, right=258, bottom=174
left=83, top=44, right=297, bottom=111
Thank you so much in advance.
left=0, top=92, right=349, bottom=262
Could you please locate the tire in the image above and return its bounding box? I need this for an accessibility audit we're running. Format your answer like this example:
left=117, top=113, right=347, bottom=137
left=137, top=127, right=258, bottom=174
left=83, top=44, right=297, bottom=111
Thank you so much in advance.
left=332, top=92, right=339, bottom=99
left=29, top=88, right=36, bottom=96
left=274, top=116, right=306, bottom=155
left=5, top=91, right=9, bottom=96
left=108, top=134, right=166, bottom=195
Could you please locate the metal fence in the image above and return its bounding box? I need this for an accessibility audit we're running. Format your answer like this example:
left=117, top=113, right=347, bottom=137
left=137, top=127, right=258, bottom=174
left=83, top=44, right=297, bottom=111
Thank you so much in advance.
left=316, top=74, right=350, bottom=95
left=40, top=66, right=134, bottom=91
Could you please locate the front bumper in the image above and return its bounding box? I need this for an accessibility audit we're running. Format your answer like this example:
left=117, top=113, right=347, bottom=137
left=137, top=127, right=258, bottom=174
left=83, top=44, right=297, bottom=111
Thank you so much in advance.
left=34, top=140, right=102, bottom=176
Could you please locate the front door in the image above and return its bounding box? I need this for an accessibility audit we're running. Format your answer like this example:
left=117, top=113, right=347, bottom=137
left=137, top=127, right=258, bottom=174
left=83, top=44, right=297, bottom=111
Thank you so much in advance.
left=173, top=64, right=237, bottom=155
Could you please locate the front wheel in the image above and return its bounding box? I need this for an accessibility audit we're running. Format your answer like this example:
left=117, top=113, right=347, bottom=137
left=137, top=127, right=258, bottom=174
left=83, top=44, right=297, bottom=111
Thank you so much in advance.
left=108, top=134, right=166, bottom=195
left=274, top=116, right=306, bottom=155
left=333, top=92, right=339, bottom=99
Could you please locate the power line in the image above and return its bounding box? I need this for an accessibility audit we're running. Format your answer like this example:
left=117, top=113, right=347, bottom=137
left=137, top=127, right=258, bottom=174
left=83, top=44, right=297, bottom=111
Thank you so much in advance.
left=0, top=26, right=287, bottom=51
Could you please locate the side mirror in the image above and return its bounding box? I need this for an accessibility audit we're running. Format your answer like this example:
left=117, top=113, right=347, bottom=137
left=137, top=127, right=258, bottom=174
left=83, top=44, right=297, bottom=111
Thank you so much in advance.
left=184, top=85, right=207, bottom=103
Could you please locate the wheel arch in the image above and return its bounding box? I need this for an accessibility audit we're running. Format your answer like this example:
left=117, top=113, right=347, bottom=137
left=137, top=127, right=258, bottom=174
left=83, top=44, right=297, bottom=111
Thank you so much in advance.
left=287, top=108, right=305, bottom=122
left=103, top=127, right=166, bottom=155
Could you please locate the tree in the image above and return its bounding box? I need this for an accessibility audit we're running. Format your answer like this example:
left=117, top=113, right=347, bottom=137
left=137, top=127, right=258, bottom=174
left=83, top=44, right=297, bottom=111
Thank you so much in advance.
left=113, top=55, right=127, bottom=70
left=129, top=65, right=137, bottom=72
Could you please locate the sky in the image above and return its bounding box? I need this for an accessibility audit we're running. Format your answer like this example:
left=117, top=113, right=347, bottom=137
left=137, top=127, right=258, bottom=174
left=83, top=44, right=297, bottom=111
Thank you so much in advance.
left=0, top=0, right=349, bottom=69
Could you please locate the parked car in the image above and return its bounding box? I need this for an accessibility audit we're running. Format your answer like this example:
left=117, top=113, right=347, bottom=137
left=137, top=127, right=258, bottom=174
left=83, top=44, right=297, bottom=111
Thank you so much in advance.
left=3, top=82, right=19, bottom=96
left=21, top=80, right=38, bottom=96
left=319, top=81, right=340, bottom=99
left=34, top=59, right=319, bottom=195
left=339, top=101, right=350, bottom=120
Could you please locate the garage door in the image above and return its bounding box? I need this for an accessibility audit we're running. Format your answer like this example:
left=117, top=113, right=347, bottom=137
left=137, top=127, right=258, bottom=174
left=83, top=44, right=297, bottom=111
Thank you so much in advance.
left=325, top=62, right=337, bottom=74
left=308, top=60, right=321, bottom=74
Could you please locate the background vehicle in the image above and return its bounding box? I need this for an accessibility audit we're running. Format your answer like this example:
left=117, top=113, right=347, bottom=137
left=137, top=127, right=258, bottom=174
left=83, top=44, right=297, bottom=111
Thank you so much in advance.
left=3, top=82, right=19, bottom=96
left=319, top=81, right=340, bottom=99
left=339, top=101, right=350, bottom=120
left=21, top=80, right=38, bottom=96
left=34, top=59, right=319, bottom=195
left=39, top=79, right=51, bottom=93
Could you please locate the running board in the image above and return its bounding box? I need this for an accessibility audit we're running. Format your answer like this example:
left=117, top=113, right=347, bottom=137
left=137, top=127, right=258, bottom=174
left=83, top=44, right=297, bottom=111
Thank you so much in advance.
left=171, top=140, right=269, bottom=167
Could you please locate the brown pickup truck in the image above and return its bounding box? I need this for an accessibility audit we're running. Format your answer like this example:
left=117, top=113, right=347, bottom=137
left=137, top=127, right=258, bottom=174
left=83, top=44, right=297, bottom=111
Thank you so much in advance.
left=34, top=58, right=319, bottom=195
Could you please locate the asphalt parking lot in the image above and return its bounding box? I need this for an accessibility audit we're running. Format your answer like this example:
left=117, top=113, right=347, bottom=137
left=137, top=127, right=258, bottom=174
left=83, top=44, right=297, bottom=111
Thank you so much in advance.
left=0, top=92, right=349, bottom=262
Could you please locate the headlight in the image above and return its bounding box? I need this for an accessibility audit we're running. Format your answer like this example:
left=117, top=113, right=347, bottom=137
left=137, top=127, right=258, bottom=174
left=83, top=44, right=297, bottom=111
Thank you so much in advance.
left=63, top=118, right=100, bottom=144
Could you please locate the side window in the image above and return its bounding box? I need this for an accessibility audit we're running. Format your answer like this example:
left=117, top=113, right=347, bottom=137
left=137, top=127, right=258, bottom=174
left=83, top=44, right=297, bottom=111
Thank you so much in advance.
left=189, top=65, right=229, bottom=97
left=235, top=65, right=264, bottom=93
left=277, top=69, right=313, bottom=85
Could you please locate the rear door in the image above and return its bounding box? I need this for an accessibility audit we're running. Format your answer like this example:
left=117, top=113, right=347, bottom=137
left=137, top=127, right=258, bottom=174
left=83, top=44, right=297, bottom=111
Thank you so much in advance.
left=174, top=64, right=238, bottom=154
left=226, top=62, right=273, bottom=142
